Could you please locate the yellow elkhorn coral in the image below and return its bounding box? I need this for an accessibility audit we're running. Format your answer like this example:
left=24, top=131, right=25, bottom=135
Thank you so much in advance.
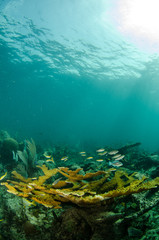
left=2, top=165, right=159, bottom=208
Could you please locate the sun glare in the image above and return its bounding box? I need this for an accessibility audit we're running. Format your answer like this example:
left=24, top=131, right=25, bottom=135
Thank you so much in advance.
left=115, top=0, right=159, bottom=52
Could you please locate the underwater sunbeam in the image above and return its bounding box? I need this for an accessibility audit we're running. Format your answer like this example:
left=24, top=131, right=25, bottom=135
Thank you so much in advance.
left=114, top=0, right=159, bottom=53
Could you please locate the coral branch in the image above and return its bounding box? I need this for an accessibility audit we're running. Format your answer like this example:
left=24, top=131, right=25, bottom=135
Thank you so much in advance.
left=2, top=165, right=159, bottom=209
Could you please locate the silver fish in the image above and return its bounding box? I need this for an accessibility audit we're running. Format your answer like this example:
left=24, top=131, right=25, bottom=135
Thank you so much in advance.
left=109, top=161, right=123, bottom=167
left=108, top=150, right=119, bottom=155
left=112, top=154, right=121, bottom=159
left=115, top=155, right=125, bottom=161
left=52, top=177, right=62, bottom=186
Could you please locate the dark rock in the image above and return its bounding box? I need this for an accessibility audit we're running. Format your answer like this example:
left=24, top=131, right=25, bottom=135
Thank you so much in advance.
left=23, top=221, right=37, bottom=236
left=128, top=226, right=143, bottom=237
left=0, top=137, right=19, bottom=163
left=52, top=207, right=124, bottom=240
left=52, top=208, right=92, bottom=240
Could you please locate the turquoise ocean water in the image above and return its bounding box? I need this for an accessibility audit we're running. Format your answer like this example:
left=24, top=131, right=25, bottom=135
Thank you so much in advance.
left=1, top=0, right=159, bottom=151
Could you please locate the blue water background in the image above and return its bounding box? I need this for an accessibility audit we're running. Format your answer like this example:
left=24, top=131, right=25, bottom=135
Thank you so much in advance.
left=1, top=0, right=159, bottom=151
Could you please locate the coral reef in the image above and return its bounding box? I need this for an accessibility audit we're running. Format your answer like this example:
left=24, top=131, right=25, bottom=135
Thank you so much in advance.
left=2, top=164, right=159, bottom=209
left=0, top=135, right=158, bottom=240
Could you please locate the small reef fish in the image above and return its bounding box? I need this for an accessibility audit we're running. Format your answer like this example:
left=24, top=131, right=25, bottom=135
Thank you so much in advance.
left=96, top=159, right=104, bottom=162
left=112, top=154, right=121, bottom=159
left=27, top=185, right=33, bottom=189
left=0, top=172, right=7, bottom=181
left=46, top=157, right=55, bottom=163
left=31, top=177, right=37, bottom=180
left=61, top=156, right=68, bottom=161
left=52, top=177, right=62, bottom=186
left=109, top=161, right=123, bottom=167
left=79, top=151, right=86, bottom=155
left=43, top=151, right=52, bottom=158
left=109, top=168, right=117, bottom=171
left=115, top=155, right=125, bottom=161
left=96, top=148, right=105, bottom=153
left=98, top=151, right=107, bottom=156
left=86, top=157, right=93, bottom=160
left=80, top=184, right=89, bottom=189
left=44, top=155, right=52, bottom=158
left=43, top=151, right=55, bottom=163
left=79, top=152, right=86, bottom=157
left=46, top=159, right=53, bottom=163
left=28, top=183, right=37, bottom=186
left=108, top=150, right=119, bottom=155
